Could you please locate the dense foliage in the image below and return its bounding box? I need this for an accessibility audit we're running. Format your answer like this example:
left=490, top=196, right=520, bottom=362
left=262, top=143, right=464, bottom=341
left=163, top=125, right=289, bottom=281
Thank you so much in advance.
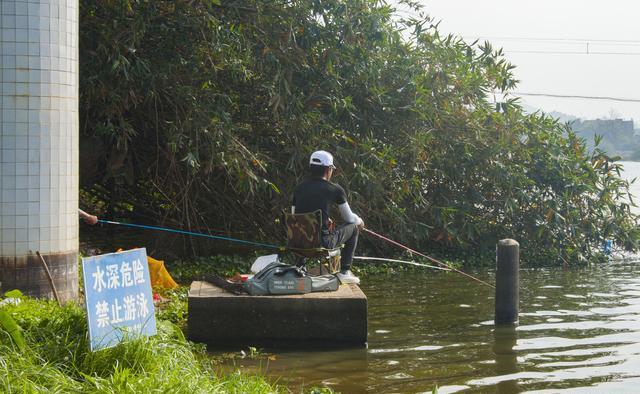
left=79, top=0, right=639, bottom=265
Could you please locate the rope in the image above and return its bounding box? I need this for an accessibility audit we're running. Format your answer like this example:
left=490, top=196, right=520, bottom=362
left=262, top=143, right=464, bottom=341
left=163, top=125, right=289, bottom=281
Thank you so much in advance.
left=363, top=228, right=495, bottom=288
left=97, top=220, right=286, bottom=251
left=353, top=256, right=451, bottom=271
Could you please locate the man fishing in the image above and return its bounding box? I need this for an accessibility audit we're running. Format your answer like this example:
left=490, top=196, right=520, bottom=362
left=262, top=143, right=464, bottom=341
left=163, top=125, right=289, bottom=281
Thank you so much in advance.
left=292, top=150, right=365, bottom=284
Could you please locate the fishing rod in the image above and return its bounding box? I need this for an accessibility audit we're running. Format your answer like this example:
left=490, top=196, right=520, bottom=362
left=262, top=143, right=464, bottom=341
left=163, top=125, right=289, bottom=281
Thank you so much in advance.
left=352, top=256, right=451, bottom=271
left=97, top=220, right=286, bottom=251
left=363, top=228, right=495, bottom=289
left=98, top=219, right=493, bottom=287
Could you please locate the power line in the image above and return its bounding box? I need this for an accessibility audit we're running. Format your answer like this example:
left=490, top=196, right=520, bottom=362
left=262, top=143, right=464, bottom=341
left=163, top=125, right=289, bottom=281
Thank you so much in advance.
left=462, top=35, right=640, bottom=55
left=505, top=92, right=640, bottom=103
left=466, top=36, right=640, bottom=45
left=506, top=49, right=640, bottom=56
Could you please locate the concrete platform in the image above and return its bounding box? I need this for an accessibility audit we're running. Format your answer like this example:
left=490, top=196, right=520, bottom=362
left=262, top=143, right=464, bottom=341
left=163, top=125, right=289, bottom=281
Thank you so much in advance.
left=187, top=281, right=367, bottom=347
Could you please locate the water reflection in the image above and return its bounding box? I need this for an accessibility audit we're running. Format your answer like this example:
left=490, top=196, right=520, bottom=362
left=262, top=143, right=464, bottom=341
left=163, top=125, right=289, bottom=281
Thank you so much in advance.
left=218, top=347, right=370, bottom=394
left=494, top=326, right=520, bottom=393
left=210, top=262, right=640, bottom=393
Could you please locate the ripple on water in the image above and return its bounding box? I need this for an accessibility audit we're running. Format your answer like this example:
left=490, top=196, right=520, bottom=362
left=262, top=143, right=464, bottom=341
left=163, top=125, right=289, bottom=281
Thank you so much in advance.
left=226, top=260, right=640, bottom=394
left=518, top=320, right=638, bottom=332
left=590, top=304, right=640, bottom=315
left=385, top=372, right=413, bottom=380
left=537, top=354, right=626, bottom=368
left=521, top=309, right=594, bottom=317
left=429, top=385, right=470, bottom=394
left=369, top=345, right=445, bottom=354
left=515, top=332, right=640, bottom=351
left=589, top=292, right=622, bottom=298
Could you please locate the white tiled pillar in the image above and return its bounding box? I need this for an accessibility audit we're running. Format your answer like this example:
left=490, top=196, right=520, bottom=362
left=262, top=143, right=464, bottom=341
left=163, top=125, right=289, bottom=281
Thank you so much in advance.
left=0, top=0, right=79, bottom=301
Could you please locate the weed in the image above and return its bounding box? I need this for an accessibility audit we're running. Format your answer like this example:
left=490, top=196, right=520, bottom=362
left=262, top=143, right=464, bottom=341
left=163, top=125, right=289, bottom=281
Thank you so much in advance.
left=0, top=295, right=290, bottom=393
left=155, top=287, right=189, bottom=329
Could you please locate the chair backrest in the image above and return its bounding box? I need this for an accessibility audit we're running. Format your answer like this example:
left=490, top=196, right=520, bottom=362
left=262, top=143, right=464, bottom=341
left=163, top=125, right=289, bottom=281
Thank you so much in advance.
left=284, top=210, right=323, bottom=251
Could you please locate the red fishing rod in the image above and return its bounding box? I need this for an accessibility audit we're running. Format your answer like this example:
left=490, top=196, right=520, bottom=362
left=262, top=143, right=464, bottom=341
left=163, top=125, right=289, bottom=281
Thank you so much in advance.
left=363, top=228, right=495, bottom=289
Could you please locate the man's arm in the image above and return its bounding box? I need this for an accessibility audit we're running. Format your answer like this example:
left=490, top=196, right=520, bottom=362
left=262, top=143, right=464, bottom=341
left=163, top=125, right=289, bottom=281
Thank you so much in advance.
left=291, top=193, right=296, bottom=214
left=335, top=185, right=364, bottom=228
left=78, top=209, right=98, bottom=225
left=338, top=202, right=363, bottom=227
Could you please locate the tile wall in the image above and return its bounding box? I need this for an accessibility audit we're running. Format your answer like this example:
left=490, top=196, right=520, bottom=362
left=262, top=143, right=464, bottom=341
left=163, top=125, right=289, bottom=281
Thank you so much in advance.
left=0, top=0, right=79, bottom=257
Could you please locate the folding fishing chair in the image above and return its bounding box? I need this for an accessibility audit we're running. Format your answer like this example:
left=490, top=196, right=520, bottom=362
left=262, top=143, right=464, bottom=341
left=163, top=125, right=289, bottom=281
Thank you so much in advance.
left=283, top=210, right=342, bottom=274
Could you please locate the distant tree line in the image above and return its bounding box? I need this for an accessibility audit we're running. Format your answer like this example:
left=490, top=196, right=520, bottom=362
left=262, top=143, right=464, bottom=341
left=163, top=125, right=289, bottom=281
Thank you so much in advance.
left=569, top=118, right=640, bottom=161
left=78, top=0, right=639, bottom=265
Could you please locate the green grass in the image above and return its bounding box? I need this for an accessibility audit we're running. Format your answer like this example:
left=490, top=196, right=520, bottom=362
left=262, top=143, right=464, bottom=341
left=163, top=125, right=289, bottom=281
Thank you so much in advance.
left=155, top=287, right=189, bottom=330
left=3, top=252, right=391, bottom=393
left=0, top=294, right=287, bottom=393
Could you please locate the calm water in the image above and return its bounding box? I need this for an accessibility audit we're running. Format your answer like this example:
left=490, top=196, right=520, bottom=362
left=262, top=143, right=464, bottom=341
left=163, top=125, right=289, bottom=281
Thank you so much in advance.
left=214, top=162, right=640, bottom=393
left=217, top=265, right=640, bottom=393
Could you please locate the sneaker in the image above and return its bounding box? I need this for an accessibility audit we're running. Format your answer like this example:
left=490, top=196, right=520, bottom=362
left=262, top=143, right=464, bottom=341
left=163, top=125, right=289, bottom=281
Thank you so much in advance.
left=337, top=270, right=360, bottom=285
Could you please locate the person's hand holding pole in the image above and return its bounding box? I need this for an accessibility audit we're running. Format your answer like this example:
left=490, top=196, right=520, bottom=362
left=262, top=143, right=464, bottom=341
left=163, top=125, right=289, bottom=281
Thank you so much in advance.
left=78, top=209, right=98, bottom=225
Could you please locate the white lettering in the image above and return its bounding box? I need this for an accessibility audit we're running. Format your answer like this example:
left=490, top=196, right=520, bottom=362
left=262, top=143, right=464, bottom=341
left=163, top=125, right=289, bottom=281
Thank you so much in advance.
left=92, top=266, right=107, bottom=293
left=120, top=262, right=133, bottom=287
left=96, top=300, right=109, bottom=328
left=123, top=295, right=136, bottom=321
left=106, top=264, right=120, bottom=289
left=133, top=259, right=145, bottom=285
left=136, top=293, right=149, bottom=319
left=111, top=298, right=123, bottom=324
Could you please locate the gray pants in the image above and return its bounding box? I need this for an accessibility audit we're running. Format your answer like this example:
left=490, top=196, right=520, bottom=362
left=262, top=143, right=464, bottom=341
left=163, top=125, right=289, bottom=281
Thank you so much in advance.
left=322, top=223, right=359, bottom=271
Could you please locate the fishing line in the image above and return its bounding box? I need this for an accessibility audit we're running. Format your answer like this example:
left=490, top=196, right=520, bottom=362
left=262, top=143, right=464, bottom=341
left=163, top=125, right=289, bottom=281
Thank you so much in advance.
left=97, top=220, right=285, bottom=251
left=98, top=220, right=489, bottom=285
left=363, top=228, right=495, bottom=288
left=353, top=256, right=450, bottom=271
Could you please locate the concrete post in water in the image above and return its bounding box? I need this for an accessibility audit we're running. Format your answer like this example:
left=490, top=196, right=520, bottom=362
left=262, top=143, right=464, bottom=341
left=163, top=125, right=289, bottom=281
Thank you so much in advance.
left=495, top=239, right=519, bottom=325
left=0, top=0, right=79, bottom=302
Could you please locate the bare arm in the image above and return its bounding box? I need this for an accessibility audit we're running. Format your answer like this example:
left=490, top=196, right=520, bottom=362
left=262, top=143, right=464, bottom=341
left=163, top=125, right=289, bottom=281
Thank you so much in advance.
left=338, top=202, right=363, bottom=226
left=78, top=209, right=98, bottom=225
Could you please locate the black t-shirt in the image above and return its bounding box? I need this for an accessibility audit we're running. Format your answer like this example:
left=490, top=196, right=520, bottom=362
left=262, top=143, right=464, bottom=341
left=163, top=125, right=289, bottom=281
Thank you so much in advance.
left=292, top=178, right=347, bottom=232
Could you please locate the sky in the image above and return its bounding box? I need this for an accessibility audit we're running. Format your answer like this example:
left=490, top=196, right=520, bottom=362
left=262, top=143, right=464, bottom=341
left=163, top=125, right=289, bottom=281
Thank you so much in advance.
left=404, top=0, right=640, bottom=123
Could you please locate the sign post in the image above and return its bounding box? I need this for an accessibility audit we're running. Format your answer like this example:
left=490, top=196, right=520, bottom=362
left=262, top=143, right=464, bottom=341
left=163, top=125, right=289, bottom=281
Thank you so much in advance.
left=82, top=248, right=156, bottom=351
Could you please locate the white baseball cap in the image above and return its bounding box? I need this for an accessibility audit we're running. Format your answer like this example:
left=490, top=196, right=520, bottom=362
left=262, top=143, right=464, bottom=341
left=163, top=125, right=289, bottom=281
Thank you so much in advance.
left=309, top=150, right=336, bottom=168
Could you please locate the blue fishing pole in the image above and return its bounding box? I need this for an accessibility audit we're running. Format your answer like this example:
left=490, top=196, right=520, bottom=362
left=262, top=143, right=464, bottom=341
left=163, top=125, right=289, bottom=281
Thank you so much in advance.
left=97, top=219, right=286, bottom=251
